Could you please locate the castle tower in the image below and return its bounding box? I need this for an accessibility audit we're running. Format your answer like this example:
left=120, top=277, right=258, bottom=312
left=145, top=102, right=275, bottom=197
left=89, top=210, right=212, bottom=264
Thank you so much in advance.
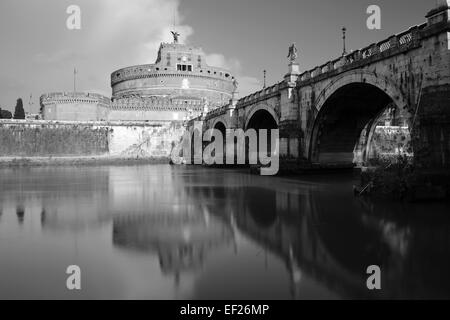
left=109, top=32, right=236, bottom=121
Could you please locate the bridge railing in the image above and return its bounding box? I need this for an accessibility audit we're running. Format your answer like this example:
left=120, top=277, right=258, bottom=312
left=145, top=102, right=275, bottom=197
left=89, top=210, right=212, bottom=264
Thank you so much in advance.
left=206, top=105, right=229, bottom=118
left=298, top=22, right=427, bottom=84
left=191, top=21, right=431, bottom=123
left=188, top=81, right=283, bottom=122
left=236, top=82, right=281, bottom=108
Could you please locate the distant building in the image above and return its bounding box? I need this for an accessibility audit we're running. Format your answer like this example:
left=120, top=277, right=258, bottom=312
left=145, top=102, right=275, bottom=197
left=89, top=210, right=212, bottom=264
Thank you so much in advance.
left=25, top=112, right=42, bottom=121
left=40, top=92, right=110, bottom=121
left=39, top=32, right=236, bottom=122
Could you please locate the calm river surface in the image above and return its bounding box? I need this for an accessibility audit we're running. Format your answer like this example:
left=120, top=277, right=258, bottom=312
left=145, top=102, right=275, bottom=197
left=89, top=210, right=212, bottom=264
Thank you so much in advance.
left=0, top=165, right=449, bottom=299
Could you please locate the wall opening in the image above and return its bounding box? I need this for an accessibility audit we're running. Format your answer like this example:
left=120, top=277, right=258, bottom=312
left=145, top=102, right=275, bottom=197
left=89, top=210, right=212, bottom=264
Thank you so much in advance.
left=310, top=83, right=411, bottom=168
left=245, top=109, right=278, bottom=164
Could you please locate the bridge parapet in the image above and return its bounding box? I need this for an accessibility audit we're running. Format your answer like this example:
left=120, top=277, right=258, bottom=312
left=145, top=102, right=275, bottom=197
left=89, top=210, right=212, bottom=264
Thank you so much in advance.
left=204, top=105, right=229, bottom=120
left=236, top=82, right=282, bottom=109
left=186, top=115, right=203, bottom=127
left=298, top=23, right=429, bottom=85
left=191, top=81, right=284, bottom=123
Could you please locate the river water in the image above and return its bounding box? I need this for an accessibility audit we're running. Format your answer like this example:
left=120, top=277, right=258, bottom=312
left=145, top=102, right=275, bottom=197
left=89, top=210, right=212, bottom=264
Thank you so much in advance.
left=0, top=165, right=449, bottom=299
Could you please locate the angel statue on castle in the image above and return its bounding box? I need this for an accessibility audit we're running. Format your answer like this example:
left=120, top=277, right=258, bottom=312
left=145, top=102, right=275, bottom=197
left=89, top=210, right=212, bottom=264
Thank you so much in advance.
left=171, top=31, right=180, bottom=44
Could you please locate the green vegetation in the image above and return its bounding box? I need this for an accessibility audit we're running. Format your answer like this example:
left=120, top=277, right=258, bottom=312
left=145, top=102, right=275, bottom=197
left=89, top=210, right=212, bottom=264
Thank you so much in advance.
left=361, top=154, right=414, bottom=200
left=0, top=108, right=13, bottom=119
left=13, top=98, right=25, bottom=120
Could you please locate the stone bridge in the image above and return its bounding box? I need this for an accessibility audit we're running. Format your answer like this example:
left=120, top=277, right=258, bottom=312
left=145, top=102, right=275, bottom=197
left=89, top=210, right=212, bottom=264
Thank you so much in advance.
left=185, top=2, right=450, bottom=171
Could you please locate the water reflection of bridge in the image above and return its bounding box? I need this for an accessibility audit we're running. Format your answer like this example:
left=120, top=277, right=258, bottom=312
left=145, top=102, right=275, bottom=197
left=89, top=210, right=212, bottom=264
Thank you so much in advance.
left=180, top=174, right=372, bottom=299
left=180, top=170, right=450, bottom=299
left=3, top=165, right=449, bottom=299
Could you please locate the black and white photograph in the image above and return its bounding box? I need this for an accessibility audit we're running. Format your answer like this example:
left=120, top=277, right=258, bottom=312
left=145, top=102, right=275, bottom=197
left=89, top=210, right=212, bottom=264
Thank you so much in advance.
left=0, top=0, right=449, bottom=305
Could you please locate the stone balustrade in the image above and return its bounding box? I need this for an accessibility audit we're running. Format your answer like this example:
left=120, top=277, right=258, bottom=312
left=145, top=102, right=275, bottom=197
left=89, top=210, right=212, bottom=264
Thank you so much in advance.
left=297, top=22, right=427, bottom=84
left=235, top=82, right=281, bottom=108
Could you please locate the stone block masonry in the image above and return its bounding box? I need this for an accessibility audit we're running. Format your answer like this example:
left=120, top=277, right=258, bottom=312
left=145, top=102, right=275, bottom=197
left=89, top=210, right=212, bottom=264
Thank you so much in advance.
left=189, top=1, right=450, bottom=173
left=0, top=120, right=185, bottom=161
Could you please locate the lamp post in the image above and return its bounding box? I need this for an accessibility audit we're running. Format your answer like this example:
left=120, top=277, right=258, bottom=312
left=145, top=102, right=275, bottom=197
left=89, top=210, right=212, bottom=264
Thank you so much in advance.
left=263, top=70, right=267, bottom=89
left=342, top=27, right=347, bottom=56
left=73, top=68, right=77, bottom=93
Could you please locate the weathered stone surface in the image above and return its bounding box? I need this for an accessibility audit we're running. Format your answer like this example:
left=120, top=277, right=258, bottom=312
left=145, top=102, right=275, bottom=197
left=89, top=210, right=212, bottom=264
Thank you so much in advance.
left=40, top=38, right=236, bottom=123
left=0, top=120, right=184, bottom=159
left=187, top=2, right=449, bottom=174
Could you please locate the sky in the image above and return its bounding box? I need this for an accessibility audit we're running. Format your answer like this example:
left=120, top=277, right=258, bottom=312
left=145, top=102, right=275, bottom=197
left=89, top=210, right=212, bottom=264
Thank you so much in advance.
left=0, top=0, right=434, bottom=113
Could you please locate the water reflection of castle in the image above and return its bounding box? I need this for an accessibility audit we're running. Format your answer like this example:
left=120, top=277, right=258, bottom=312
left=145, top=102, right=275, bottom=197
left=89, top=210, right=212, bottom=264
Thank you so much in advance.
left=112, top=207, right=234, bottom=275
left=4, top=166, right=450, bottom=299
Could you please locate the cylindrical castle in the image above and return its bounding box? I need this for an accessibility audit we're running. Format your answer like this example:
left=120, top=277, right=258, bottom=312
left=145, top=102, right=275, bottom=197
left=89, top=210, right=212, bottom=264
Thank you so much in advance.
left=40, top=32, right=236, bottom=122
left=109, top=36, right=236, bottom=121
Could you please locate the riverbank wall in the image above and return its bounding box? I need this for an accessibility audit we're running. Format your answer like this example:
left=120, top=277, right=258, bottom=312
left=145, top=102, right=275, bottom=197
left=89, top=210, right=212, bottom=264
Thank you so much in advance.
left=0, top=120, right=184, bottom=164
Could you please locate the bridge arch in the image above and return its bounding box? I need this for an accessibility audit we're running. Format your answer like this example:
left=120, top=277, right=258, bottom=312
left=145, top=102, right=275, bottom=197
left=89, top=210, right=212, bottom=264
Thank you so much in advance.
left=314, top=71, right=408, bottom=114
left=243, top=108, right=279, bottom=165
left=190, top=127, right=203, bottom=164
left=212, top=120, right=227, bottom=134
left=244, top=104, right=279, bottom=131
left=211, top=121, right=227, bottom=162
left=210, top=118, right=229, bottom=132
left=307, top=71, right=411, bottom=166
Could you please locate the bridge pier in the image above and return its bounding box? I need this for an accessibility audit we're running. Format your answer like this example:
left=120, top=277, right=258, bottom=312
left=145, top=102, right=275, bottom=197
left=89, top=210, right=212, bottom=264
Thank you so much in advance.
left=406, top=3, right=450, bottom=197
left=412, top=2, right=450, bottom=169
left=414, top=85, right=450, bottom=170
left=278, top=60, right=309, bottom=172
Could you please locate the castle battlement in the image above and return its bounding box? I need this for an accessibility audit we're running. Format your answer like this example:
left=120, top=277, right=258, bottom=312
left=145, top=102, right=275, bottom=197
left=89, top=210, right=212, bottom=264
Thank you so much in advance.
left=110, top=35, right=235, bottom=107
left=40, top=32, right=237, bottom=122
left=40, top=92, right=111, bottom=107
left=110, top=96, right=205, bottom=112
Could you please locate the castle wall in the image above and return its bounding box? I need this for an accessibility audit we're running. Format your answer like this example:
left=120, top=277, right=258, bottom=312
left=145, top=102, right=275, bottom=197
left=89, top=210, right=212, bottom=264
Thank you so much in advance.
left=110, top=41, right=235, bottom=108
left=0, top=121, right=109, bottom=157
left=108, top=122, right=185, bottom=158
left=42, top=103, right=109, bottom=122
left=112, top=73, right=233, bottom=106
left=107, top=109, right=187, bottom=121
left=40, top=93, right=111, bottom=122
left=0, top=120, right=185, bottom=159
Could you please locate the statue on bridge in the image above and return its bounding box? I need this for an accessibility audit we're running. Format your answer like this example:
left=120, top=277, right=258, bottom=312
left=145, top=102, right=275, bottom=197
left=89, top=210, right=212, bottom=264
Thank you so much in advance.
left=202, top=98, right=210, bottom=115
left=287, top=43, right=298, bottom=63
left=233, top=78, right=239, bottom=92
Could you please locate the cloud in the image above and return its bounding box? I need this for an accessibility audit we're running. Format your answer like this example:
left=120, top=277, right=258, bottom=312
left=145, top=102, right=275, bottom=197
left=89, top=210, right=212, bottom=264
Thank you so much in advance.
left=87, top=0, right=260, bottom=97
left=0, top=0, right=259, bottom=111
left=235, top=76, right=262, bottom=97
left=205, top=53, right=262, bottom=97
left=84, top=0, right=260, bottom=99
left=205, top=54, right=241, bottom=71
left=90, top=0, right=193, bottom=65
left=33, top=51, right=86, bottom=65
left=28, top=0, right=194, bottom=102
